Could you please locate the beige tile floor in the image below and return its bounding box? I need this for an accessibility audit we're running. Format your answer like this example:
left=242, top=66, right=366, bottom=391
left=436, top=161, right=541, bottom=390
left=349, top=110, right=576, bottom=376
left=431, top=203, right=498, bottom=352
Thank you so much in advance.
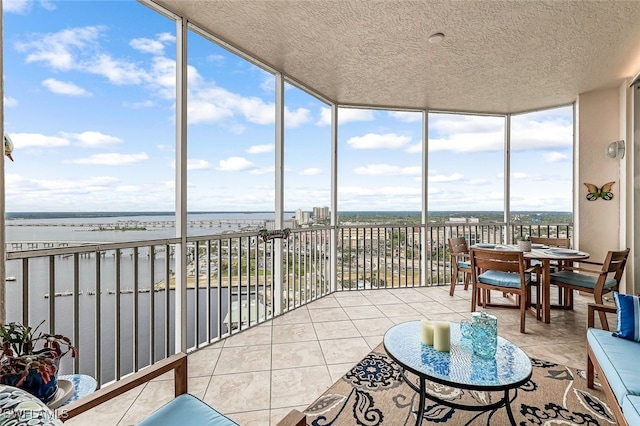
left=65, top=285, right=611, bottom=426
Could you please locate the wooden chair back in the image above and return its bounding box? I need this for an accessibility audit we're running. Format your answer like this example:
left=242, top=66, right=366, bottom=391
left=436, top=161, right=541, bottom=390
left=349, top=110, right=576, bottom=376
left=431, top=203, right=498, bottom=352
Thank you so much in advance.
left=530, top=236, right=570, bottom=248
left=448, top=237, right=469, bottom=257
left=470, top=247, right=526, bottom=276
left=469, top=248, right=539, bottom=333
left=599, top=248, right=630, bottom=290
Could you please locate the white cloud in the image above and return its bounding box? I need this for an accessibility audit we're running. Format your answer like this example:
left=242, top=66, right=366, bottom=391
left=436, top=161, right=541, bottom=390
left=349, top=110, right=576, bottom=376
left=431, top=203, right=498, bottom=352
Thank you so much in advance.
left=123, top=100, right=155, bottom=109
left=353, top=164, right=421, bottom=175
left=217, top=156, right=255, bottom=171
left=249, top=165, right=275, bottom=175
left=347, top=133, right=411, bottom=150
left=8, top=133, right=69, bottom=148
left=4, top=0, right=30, bottom=13
left=16, top=26, right=151, bottom=85
left=68, top=152, right=149, bottom=165
left=427, top=111, right=573, bottom=153
left=247, top=144, right=273, bottom=154
left=115, top=185, right=141, bottom=192
left=300, top=168, right=321, bottom=176
left=207, top=54, right=225, bottom=65
left=465, top=179, right=491, bottom=186
left=285, top=107, right=311, bottom=127
left=512, top=172, right=543, bottom=181
left=260, top=74, right=274, bottom=93
left=338, top=185, right=421, bottom=196
left=42, top=78, right=91, bottom=96
left=4, top=96, right=18, bottom=107
left=16, top=26, right=104, bottom=71
left=130, top=38, right=165, bottom=55
left=40, top=1, right=56, bottom=11
left=405, top=142, right=422, bottom=153
left=388, top=111, right=422, bottom=122
left=62, top=131, right=123, bottom=148
left=130, top=33, right=175, bottom=55
left=188, top=98, right=235, bottom=124
left=190, top=86, right=273, bottom=124
left=85, top=53, right=149, bottom=85
left=317, top=107, right=375, bottom=126
left=544, top=152, right=569, bottom=162
left=30, top=176, right=119, bottom=191
left=187, top=159, right=211, bottom=170
left=429, top=173, right=464, bottom=182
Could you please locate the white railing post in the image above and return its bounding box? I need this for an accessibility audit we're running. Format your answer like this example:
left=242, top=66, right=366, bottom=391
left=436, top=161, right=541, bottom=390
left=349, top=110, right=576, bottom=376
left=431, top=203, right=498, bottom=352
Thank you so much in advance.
left=330, top=104, right=338, bottom=293
left=274, top=72, right=284, bottom=315
left=504, top=114, right=511, bottom=244
left=421, top=110, right=429, bottom=287
left=174, top=17, right=188, bottom=354
left=0, top=0, right=5, bottom=324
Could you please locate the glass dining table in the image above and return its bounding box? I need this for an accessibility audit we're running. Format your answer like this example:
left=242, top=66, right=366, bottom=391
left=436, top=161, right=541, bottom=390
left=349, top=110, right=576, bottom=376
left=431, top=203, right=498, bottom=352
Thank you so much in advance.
left=472, top=244, right=590, bottom=324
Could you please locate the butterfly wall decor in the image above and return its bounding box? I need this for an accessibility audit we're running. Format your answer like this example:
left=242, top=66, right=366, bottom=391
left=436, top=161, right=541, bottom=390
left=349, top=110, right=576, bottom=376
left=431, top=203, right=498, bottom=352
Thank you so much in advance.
left=584, top=182, right=615, bottom=201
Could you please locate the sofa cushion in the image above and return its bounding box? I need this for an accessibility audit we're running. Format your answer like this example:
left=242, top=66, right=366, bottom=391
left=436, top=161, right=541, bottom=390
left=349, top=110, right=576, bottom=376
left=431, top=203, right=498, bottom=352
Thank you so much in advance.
left=622, top=394, right=640, bottom=425
left=137, top=393, right=239, bottom=426
left=478, top=270, right=530, bottom=289
left=587, top=328, right=640, bottom=405
left=613, top=292, right=640, bottom=342
left=549, top=271, right=617, bottom=290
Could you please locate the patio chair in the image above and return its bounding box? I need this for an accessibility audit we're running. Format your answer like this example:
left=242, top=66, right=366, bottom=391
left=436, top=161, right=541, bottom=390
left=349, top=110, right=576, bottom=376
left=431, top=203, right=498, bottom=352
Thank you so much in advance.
left=448, top=237, right=472, bottom=296
left=530, top=236, right=572, bottom=304
left=59, top=352, right=306, bottom=426
left=549, top=248, right=630, bottom=330
left=470, top=248, right=541, bottom=333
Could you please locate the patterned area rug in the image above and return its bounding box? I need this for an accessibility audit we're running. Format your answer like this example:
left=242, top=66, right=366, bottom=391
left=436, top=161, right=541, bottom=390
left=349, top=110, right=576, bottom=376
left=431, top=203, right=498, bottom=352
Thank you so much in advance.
left=305, top=344, right=615, bottom=425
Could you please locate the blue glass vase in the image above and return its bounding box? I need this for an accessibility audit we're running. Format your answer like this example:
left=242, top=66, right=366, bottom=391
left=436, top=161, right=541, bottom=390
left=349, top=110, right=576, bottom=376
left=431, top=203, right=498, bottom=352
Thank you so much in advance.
left=471, top=311, right=497, bottom=359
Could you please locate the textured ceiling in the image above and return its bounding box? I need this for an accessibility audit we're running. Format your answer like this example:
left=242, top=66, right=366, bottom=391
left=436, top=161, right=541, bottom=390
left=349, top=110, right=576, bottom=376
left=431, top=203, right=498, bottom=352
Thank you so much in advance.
left=148, top=0, right=640, bottom=114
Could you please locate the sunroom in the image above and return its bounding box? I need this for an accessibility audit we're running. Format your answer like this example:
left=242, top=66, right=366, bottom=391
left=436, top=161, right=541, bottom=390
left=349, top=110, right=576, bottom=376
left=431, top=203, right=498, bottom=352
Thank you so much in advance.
left=1, top=0, right=640, bottom=425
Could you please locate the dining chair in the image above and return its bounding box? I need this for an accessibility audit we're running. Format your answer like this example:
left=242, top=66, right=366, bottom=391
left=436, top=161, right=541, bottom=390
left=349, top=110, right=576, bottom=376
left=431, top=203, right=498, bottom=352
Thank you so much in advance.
left=448, top=237, right=471, bottom=296
left=549, top=248, right=630, bottom=330
left=530, top=236, right=572, bottom=305
left=470, top=248, right=541, bottom=333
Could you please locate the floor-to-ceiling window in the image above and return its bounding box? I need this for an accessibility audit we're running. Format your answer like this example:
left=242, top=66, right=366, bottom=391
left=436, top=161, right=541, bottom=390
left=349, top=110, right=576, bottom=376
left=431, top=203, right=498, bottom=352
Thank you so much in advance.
left=187, top=30, right=275, bottom=221
left=509, top=105, right=574, bottom=238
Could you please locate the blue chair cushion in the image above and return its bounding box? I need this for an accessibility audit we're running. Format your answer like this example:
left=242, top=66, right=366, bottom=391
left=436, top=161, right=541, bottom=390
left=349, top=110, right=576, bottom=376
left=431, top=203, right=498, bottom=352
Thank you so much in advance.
left=549, top=271, right=617, bottom=290
left=477, top=270, right=530, bottom=289
left=613, top=292, right=640, bottom=342
left=457, top=261, right=471, bottom=269
left=137, top=393, right=239, bottom=426
left=622, top=394, right=640, bottom=425
left=587, top=328, right=640, bottom=405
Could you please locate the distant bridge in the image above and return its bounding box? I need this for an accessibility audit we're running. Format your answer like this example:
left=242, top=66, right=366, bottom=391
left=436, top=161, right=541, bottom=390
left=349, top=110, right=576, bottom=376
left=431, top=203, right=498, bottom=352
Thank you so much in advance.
left=6, top=219, right=266, bottom=229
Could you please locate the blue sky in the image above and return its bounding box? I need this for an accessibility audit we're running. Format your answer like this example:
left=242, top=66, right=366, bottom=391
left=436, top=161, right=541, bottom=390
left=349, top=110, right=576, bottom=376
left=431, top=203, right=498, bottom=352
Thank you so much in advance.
left=3, top=0, right=573, bottom=213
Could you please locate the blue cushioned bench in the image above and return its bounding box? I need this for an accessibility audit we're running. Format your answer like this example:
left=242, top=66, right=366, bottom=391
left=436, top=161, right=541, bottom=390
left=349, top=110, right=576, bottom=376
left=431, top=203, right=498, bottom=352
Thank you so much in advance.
left=59, top=353, right=306, bottom=426
left=587, top=304, right=640, bottom=426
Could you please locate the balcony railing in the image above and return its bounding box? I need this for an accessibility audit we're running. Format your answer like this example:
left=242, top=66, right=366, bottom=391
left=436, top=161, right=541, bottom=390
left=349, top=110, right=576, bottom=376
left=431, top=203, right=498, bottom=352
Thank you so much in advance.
left=4, top=222, right=571, bottom=387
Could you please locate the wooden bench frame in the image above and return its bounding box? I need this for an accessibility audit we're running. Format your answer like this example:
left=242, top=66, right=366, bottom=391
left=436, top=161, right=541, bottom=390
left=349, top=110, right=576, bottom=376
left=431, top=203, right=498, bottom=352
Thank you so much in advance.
left=586, top=303, right=628, bottom=426
left=58, top=352, right=305, bottom=426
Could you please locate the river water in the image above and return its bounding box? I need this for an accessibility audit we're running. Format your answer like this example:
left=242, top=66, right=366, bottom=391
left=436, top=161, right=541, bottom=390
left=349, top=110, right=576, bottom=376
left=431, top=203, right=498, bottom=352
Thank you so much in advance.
left=4, top=212, right=279, bottom=384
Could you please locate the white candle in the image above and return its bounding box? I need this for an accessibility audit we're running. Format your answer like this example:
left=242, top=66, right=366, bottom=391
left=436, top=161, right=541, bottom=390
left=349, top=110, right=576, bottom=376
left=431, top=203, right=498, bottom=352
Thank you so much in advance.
left=420, top=319, right=434, bottom=345
left=433, top=321, right=450, bottom=352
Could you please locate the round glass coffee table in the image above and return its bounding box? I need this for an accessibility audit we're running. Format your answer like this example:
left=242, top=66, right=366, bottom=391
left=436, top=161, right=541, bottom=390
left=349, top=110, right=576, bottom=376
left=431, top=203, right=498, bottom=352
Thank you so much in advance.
left=383, top=321, right=532, bottom=426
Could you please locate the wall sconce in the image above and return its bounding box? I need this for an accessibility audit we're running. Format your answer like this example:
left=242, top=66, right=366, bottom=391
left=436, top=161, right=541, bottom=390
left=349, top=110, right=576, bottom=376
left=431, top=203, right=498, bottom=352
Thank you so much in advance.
left=605, top=140, right=625, bottom=159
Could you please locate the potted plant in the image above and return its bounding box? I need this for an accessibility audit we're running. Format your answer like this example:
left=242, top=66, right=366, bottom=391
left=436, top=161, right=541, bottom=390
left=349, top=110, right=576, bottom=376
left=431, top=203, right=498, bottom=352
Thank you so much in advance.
left=0, top=321, right=77, bottom=403
left=517, top=235, right=532, bottom=252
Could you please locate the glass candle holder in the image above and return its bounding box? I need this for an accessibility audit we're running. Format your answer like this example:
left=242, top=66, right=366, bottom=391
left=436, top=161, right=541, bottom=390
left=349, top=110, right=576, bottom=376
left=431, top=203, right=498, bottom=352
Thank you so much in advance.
left=471, top=311, right=497, bottom=358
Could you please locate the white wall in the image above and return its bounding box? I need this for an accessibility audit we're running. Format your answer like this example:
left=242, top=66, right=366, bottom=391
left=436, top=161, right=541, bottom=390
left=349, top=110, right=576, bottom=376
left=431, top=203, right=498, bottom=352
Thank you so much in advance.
left=576, top=85, right=631, bottom=292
